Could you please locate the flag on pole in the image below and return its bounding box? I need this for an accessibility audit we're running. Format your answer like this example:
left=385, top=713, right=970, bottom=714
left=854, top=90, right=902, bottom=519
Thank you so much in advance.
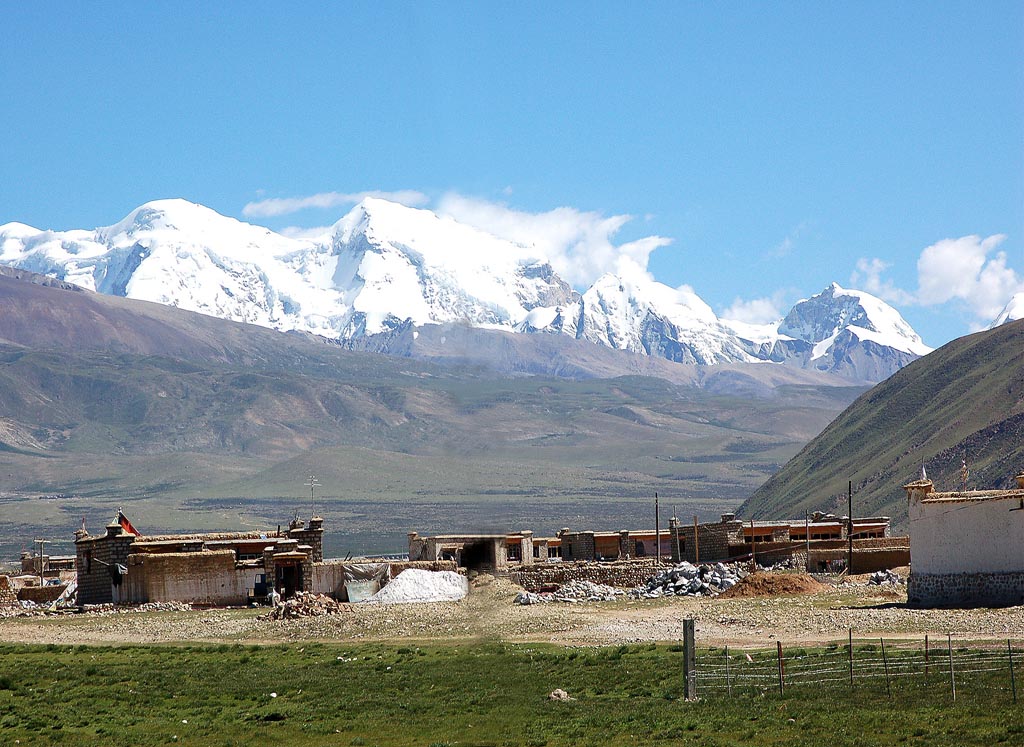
left=117, top=510, right=141, bottom=536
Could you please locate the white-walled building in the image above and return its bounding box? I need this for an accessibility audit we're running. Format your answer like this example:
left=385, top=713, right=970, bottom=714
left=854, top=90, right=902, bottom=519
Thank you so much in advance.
left=905, top=471, right=1024, bottom=607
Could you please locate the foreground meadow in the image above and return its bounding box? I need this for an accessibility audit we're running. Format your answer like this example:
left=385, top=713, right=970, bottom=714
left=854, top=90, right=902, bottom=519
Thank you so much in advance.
left=1, top=641, right=1021, bottom=747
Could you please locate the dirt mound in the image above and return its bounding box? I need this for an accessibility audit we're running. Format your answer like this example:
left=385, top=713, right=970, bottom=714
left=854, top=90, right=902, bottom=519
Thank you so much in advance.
left=718, top=572, right=824, bottom=599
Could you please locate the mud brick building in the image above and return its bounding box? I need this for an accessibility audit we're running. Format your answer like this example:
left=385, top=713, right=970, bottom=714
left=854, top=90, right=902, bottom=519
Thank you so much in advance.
left=905, top=471, right=1024, bottom=607
left=75, top=516, right=324, bottom=606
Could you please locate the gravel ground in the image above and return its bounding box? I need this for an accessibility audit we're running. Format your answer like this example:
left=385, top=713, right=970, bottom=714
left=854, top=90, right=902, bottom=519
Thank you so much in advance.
left=1, top=574, right=1022, bottom=647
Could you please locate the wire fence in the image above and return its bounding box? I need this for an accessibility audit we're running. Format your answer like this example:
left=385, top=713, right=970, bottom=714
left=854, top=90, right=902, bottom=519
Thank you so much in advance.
left=692, top=632, right=1020, bottom=703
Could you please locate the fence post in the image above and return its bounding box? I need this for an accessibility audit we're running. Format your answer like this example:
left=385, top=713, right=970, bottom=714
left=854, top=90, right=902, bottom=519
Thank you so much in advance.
left=948, top=634, right=956, bottom=703
left=777, top=641, right=785, bottom=696
left=683, top=618, right=696, bottom=700
left=725, top=645, right=732, bottom=698
left=1009, top=640, right=1017, bottom=704
left=848, top=628, right=854, bottom=689
left=925, top=634, right=929, bottom=677
left=881, top=638, right=891, bottom=699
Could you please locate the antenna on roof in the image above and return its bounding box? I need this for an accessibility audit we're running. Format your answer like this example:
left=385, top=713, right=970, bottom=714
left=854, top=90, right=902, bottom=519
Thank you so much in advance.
left=304, top=475, right=321, bottom=519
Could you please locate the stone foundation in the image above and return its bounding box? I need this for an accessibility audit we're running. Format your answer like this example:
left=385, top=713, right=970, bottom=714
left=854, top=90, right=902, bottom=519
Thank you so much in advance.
left=908, top=571, right=1024, bottom=607
left=508, top=560, right=664, bottom=590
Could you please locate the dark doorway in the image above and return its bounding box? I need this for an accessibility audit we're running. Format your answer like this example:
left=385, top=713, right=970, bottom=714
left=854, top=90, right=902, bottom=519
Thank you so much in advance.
left=275, top=563, right=302, bottom=598
left=459, top=541, right=494, bottom=571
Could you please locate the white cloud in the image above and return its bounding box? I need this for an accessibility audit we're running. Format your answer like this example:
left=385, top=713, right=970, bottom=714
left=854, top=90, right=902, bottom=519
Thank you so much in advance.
left=850, top=257, right=915, bottom=305
left=434, top=192, right=671, bottom=288
left=914, top=235, right=1022, bottom=322
left=278, top=225, right=333, bottom=240
left=721, top=294, right=786, bottom=324
left=853, top=234, right=1023, bottom=327
left=242, top=190, right=429, bottom=218
left=767, top=221, right=809, bottom=259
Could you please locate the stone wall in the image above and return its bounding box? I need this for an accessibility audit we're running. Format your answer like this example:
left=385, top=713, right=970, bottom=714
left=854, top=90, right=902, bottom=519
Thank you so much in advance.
left=908, top=571, right=1024, bottom=607
left=75, top=525, right=137, bottom=605
left=0, top=575, right=17, bottom=607
left=508, top=560, right=663, bottom=590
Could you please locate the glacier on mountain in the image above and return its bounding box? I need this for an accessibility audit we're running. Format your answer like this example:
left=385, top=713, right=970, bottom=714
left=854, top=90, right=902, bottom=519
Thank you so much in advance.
left=0, top=198, right=931, bottom=382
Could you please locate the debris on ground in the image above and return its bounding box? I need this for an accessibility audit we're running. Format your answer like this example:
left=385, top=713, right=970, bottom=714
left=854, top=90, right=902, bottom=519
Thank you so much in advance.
left=263, top=592, right=349, bottom=620
left=717, top=572, right=825, bottom=599
left=548, top=689, right=574, bottom=701
left=363, top=569, right=468, bottom=604
left=630, top=562, right=748, bottom=599
left=868, top=569, right=904, bottom=586
left=515, top=580, right=624, bottom=604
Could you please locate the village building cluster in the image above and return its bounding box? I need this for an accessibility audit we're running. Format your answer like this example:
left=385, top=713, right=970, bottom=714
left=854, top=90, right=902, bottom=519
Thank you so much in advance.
left=2, top=469, right=1023, bottom=610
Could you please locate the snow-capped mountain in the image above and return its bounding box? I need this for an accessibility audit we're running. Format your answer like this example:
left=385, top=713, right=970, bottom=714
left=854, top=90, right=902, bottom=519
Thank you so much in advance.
left=723, top=283, right=932, bottom=381
left=0, top=199, right=930, bottom=382
left=990, top=293, right=1024, bottom=328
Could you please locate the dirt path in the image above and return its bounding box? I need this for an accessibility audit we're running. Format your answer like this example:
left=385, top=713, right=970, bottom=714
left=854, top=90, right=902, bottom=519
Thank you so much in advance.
left=2, top=577, right=1023, bottom=647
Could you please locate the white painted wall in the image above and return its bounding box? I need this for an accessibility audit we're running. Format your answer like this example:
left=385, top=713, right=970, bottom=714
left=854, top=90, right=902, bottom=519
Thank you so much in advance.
left=910, top=493, right=1024, bottom=574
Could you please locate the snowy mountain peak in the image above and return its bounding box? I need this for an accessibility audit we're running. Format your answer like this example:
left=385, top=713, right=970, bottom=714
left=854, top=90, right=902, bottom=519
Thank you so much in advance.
left=990, top=293, right=1024, bottom=328
left=0, top=198, right=932, bottom=383
left=780, top=283, right=928, bottom=355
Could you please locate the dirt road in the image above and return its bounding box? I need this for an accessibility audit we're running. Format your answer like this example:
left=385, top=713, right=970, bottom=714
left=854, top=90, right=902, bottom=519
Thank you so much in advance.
left=2, top=575, right=1022, bottom=647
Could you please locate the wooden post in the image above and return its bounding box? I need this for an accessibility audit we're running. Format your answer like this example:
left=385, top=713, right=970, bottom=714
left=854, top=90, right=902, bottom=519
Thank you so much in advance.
left=848, top=628, right=854, bottom=688
left=776, top=641, right=785, bottom=696
left=925, top=634, right=930, bottom=677
left=725, top=645, right=732, bottom=698
left=881, top=638, right=891, bottom=699
left=1010, top=640, right=1017, bottom=704
left=655, top=493, right=661, bottom=565
left=682, top=618, right=696, bottom=700
left=948, top=634, right=956, bottom=703
left=693, top=515, right=700, bottom=566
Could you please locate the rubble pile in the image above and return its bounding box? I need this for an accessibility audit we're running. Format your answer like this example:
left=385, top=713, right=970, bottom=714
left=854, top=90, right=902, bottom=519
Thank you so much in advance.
left=264, top=592, right=350, bottom=620
left=514, top=579, right=625, bottom=604
left=868, top=569, right=904, bottom=586
left=0, top=600, right=193, bottom=618
left=630, top=562, right=746, bottom=599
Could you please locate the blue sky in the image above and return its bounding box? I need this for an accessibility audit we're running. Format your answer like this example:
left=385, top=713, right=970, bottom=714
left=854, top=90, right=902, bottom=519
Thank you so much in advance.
left=2, top=3, right=1021, bottom=346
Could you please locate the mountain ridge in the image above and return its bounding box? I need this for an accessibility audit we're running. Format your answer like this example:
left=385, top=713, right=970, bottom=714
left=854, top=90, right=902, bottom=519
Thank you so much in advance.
left=1, top=197, right=930, bottom=383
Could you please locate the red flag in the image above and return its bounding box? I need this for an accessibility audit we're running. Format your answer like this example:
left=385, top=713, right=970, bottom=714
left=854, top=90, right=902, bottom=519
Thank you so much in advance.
left=117, top=510, right=141, bottom=536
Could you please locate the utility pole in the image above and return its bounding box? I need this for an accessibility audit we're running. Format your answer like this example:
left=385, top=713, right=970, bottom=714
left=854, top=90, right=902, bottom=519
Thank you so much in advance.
left=847, top=481, right=853, bottom=574
left=655, top=493, right=660, bottom=564
left=35, top=539, right=49, bottom=585
left=693, top=515, right=700, bottom=566
left=805, top=510, right=811, bottom=572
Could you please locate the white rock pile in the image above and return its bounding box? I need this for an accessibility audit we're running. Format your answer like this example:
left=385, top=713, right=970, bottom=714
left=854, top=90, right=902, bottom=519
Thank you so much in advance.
left=630, top=561, right=747, bottom=599
left=363, top=569, right=469, bottom=604
left=514, top=580, right=625, bottom=604
left=868, top=569, right=904, bottom=586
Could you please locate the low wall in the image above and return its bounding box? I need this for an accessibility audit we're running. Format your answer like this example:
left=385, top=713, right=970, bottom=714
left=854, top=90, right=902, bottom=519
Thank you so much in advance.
left=0, top=576, right=16, bottom=607
left=908, top=571, right=1024, bottom=608
left=17, top=584, right=67, bottom=604
left=808, top=547, right=911, bottom=574
left=508, top=560, right=663, bottom=590
left=124, top=551, right=259, bottom=606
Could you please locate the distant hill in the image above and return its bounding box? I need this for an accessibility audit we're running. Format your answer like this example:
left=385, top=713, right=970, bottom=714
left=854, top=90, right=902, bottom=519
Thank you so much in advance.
left=0, top=270, right=865, bottom=558
left=739, top=318, right=1024, bottom=528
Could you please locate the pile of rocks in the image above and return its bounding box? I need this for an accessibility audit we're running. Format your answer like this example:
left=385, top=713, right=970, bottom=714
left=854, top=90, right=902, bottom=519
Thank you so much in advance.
left=868, top=569, right=904, bottom=586
left=514, top=579, right=625, bottom=605
left=630, top=561, right=746, bottom=599
left=264, top=592, right=350, bottom=620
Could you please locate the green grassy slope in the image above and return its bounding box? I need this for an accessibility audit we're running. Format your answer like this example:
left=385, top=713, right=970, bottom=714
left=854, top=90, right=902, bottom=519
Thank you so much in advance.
left=740, top=319, right=1024, bottom=527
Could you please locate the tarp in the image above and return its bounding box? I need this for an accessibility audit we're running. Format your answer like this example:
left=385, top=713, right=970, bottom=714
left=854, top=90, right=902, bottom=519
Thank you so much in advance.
left=342, top=563, right=389, bottom=603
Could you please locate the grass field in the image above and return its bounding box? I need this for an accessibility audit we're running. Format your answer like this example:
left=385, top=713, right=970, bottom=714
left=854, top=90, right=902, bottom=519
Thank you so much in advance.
left=0, top=641, right=1020, bottom=746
